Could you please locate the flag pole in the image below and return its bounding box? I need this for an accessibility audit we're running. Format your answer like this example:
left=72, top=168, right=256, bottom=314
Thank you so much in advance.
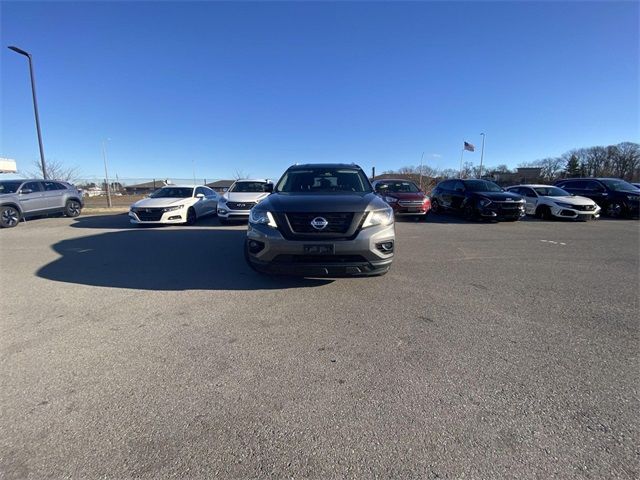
left=419, top=151, right=424, bottom=190
left=459, top=143, right=465, bottom=178
left=479, top=133, right=486, bottom=178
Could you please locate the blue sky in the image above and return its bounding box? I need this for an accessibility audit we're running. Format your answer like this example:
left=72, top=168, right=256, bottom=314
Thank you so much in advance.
left=1, top=1, right=638, bottom=181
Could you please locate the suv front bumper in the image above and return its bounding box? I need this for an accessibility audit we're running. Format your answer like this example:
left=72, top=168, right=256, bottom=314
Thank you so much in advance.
left=245, top=222, right=395, bottom=276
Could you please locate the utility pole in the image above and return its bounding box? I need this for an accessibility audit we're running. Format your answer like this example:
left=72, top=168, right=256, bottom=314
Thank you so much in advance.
left=8, top=46, right=48, bottom=179
left=102, top=139, right=112, bottom=208
left=479, top=133, right=486, bottom=178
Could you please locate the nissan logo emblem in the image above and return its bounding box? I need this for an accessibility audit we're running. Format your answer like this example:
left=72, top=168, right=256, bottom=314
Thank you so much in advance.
left=310, top=217, right=329, bottom=230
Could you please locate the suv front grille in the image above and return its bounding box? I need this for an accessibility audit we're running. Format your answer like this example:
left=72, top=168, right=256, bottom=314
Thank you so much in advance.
left=272, top=254, right=368, bottom=264
left=227, top=201, right=256, bottom=210
left=285, top=212, right=354, bottom=234
left=573, top=204, right=596, bottom=211
left=398, top=200, right=424, bottom=207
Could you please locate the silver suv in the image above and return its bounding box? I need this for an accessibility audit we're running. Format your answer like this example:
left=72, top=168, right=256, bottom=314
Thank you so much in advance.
left=245, top=164, right=395, bottom=276
left=0, top=179, right=84, bottom=228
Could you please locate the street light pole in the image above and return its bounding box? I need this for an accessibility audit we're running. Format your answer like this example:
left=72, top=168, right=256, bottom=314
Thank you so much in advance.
left=479, top=133, right=486, bottom=178
left=102, top=139, right=112, bottom=208
left=8, top=46, right=47, bottom=179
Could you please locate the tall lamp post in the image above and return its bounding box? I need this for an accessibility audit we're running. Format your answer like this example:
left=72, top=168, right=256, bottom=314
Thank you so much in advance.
left=479, top=133, right=486, bottom=178
left=8, top=46, right=48, bottom=179
left=102, top=139, right=112, bottom=208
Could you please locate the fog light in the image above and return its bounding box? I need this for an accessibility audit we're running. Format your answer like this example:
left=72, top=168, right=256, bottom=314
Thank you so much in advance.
left=218, top=209, right=227, bottom=214
left=376, top=241, right=394, bottom=253
left=168, top=215, right=181, bottom=220
left=248, top=240, right=265, bottom=254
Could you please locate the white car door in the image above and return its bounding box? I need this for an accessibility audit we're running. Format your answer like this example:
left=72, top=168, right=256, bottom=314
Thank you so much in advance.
left=193, top=187, right=208, bottom=217
left=521, top=187, right=538, bottom=215
left=203, top=188, right=218, bottom=215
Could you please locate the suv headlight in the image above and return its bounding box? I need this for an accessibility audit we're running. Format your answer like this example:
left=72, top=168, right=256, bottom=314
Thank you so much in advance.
left=249, top=208, right=277, bottom=228
left=554, top=202, right=574, bottom=208
left=384, top=196, right=398, bottom=203
left=162, top=205, right=184, bottom=212
left=362, top=207, right=394, bottom=228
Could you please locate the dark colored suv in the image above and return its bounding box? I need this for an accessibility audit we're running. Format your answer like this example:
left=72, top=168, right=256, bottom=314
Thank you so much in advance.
left=554, top=178, right=640, bottom=218
left=430, top=179, right=525, bottom=221
left=244, top=164, right=395, bottom=276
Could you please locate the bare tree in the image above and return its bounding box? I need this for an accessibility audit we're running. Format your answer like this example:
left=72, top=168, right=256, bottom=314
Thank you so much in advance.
left=28, top=158, right=81, bottom=183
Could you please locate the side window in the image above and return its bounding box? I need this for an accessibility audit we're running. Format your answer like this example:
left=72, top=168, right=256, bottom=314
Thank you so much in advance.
left=584, top=181, right=604, bottom=192
left=204, top=187, right=216, bottom=197
left=523, top=188, right=537, bottom=197
left=22, top=181, right=43, bottom=193
left=44, top=181, right=65, bottom=191
left=194, top=187, right=205, bottom=196
left=453, top=181, right=465, bottom=192
left=508, top=187, right=521, bottom=195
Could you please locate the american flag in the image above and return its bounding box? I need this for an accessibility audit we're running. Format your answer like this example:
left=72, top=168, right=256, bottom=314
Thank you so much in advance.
left=464, top=141, right=475, bottom=152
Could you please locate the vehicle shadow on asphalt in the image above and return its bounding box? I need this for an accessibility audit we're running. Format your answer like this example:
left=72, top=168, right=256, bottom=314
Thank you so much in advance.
left=71, top=213, right=225, bottom=229
left=37, top=227, right=332, bottom=290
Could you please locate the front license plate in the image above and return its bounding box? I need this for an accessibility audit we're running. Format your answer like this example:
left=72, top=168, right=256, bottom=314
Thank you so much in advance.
left=304, top=244, right=334, bottom=255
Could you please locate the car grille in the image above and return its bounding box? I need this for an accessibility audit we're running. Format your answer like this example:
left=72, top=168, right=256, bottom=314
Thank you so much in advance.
left=487, top=201, right=523, bottom=216
left=573, top=204, right=596, bottom=211
left=134, top=208, right=164, bottom=221
left=285, top=212, right=354, bottom=234
left=398, top=200, right=424, bottom=207
left=226, top=202, right=256, bottom=210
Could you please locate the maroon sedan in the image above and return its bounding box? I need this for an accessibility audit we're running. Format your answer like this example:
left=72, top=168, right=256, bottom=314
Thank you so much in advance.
left=372, top=179, right=431, bottom=220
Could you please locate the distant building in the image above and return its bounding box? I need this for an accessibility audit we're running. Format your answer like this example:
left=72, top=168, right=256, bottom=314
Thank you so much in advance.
left=124, top=180, right=167, bottom=195
left=206, top=179, right=234, bottom=192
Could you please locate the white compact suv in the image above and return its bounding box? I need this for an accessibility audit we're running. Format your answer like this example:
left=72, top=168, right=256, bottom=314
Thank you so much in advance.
left=506, top=184, right=601, bottom=220
left=217, top=179, right=272, bottom=224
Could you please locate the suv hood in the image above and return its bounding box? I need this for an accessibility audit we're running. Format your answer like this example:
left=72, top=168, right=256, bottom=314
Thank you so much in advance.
left=474, top=191, right=524, bottom=202
left=132, top=197, right=191, bottom=208
left=263, top=192, right=386, bottom=213
left=224, top=192, right=269, bottom=203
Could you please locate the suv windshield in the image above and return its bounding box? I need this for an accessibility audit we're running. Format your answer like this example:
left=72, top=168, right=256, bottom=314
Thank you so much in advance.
left=150, top=187, right=194, bottom=198
left=534, top=186, right=570, bottom=197
left=0, top=181, right=24, bottom=194
left=276, top=167, right=372, bottom=194
left=464, top=180, right=503, bottom=192
left=600, top=179, right=638, bottom=192
left=377, top=181, right=420, bottom=193
left=229, top=181, right=267, bottom=193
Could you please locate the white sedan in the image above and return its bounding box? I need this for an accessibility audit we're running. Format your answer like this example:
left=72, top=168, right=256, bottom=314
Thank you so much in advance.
left=129, top=185, right=218, bottom=225
left=506, top=184, right=600, bottom=220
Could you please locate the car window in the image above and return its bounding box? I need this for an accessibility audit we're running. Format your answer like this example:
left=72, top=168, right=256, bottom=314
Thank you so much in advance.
left=149, top=187, right=194, bottom=198
left=229, top=181, right=267, bottom=193
left=204, top=187, right=216, bottom=197
left=376, top=181, right=420, bottom=193
left=453, top=181, right=465, bottom=192
left=523, top=188, right=537, bottom=197
left=584, top=181, right=604, bottom=191
left=0, top=181, right=24, bottom=194
left=194, top=187, right=206, bottom=196
left=44, top=181, right=66, bottom=191
left=22, top=181, right=43, bottom=193
left=276, top=168, right=371, bottom=193
left=565, top=180, right=585, bottom=189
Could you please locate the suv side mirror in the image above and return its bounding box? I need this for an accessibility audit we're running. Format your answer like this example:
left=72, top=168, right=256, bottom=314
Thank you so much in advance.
left=263, top=184, right=274, bottom=193
left=20, top=188, right=33, bottom=194
left=195, top=193, right=205, bottom=199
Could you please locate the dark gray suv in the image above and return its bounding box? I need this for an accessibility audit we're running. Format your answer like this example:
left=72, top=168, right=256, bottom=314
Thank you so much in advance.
left=244, top=164, right=395, bottom=276
left=0, top=179, right=83, bottom=228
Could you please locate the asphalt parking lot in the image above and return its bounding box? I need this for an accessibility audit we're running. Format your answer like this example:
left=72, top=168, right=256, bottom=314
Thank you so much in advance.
left=1, top=214, right=638, bottom=479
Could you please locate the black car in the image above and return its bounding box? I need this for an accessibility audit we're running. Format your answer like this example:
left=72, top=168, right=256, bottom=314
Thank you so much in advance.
left=554, top=178, right=640, bottom=218
left=430, top=179, right=526, bottom=221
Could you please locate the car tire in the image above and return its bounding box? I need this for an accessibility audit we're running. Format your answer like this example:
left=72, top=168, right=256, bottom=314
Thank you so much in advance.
left=185, top=207, right=197, bottom=226
left=539, top=206, right=553, bottom=220
left=463, top=204, right=476, bottom=221
left=605, top=201, right=624, bottom=218
left=0, top=206, right=21, bottom=228
left=431, top=199, right=441, bottom=214
left=64, top=199, right=82, bottom=218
